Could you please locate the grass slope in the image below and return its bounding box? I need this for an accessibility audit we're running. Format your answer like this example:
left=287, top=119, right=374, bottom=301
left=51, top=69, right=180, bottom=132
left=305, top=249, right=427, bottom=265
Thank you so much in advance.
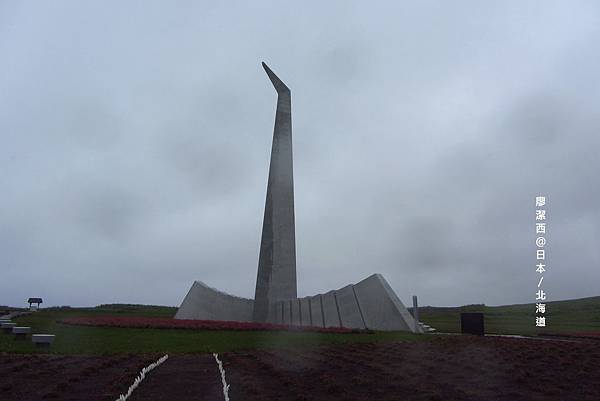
left=0, top=304, right=424, bottom=355
left=415, top=296, right=600, bottom=335
left=3, top=296, right=598, bottom=355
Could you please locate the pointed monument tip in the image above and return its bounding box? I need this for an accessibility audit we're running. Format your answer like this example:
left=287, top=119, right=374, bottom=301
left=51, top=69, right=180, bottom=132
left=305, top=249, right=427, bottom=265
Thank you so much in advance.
left=261, top=61, right=275, bottom=75
left=261, top=62, right=290, bottom=93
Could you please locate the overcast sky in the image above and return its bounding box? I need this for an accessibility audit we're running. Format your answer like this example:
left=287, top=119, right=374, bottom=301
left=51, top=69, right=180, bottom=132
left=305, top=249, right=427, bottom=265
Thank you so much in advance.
left=1, top=1, right=599, bottom=308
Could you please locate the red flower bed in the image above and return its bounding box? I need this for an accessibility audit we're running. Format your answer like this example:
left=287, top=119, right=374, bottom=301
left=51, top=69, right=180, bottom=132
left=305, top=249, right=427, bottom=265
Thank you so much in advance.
left=59, top=316, right=365, bottom=334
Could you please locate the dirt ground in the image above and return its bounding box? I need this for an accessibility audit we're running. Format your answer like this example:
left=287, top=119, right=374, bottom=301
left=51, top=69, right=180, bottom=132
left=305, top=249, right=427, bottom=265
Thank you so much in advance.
left=2, top=335, right=600, bottom=401
left=0, top=353, right=157, bottom=401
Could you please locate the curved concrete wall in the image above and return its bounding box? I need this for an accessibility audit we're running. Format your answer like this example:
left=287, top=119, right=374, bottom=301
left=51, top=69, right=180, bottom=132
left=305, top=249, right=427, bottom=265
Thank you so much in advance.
left=336, top=284, right=366, bottom=329
left=321, top=291, right=341, bottom=328
left=299, top=297, right=310, bottom=326
left=269, top=274, right=422, bottom=332
left=291, top=298, right=301, bottom=325
left=175, top=281, right=254, bottom=322
left=176, top=274, right=421, bottom=332
left=309, top=295, right=325, bottom=327
left=282, top=300, right=292, bottom=324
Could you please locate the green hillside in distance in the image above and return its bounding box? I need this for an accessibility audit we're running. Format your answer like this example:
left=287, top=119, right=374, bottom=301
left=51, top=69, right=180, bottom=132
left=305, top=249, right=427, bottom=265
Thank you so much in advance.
left=413, top=296, right=600, bottom=335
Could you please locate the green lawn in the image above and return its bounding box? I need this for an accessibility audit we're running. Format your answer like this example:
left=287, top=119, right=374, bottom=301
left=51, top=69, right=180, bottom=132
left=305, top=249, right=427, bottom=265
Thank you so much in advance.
left=3, top=296, right=598, bottom=355
left=415, top=296, right=600, bottom=335
left=0, top=305, right=426, bottom=355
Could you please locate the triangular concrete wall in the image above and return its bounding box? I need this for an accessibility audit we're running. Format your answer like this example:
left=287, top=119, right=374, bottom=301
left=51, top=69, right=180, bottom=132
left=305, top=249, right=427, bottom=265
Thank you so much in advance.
left=175, top=281, right=253, bottom=322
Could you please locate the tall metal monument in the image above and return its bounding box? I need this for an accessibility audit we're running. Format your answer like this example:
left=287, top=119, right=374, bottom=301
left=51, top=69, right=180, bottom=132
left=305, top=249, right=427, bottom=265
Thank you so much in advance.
left=174, top=62, right=422, bottom=333
left=253, top=63, right=297, bottom=322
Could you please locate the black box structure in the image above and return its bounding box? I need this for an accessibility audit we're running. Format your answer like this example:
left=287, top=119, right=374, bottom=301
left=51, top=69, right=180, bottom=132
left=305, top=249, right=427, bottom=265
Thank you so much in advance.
left=461, top=312, right=485, bottom=335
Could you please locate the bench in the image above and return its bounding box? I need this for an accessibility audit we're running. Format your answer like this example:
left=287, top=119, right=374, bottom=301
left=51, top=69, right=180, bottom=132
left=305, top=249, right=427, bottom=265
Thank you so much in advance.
left=32, top=334, right=55, bottom=347
left=12, top=326, right=31, bottom=340
left=1, top=322, right=16, bottom=333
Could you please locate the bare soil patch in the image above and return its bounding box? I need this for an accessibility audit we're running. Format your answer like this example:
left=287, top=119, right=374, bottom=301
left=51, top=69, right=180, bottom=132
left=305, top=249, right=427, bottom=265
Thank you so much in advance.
left=3, top=335, right=600, bottom=401
left=0, top=353, right=157, bottom=401
left=223, top=336, right=600, bottom=401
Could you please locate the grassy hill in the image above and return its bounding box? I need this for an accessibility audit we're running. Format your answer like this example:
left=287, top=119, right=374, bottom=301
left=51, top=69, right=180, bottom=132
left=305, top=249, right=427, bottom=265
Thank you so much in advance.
left=0, top=304, right=423, bottom=355
left=412, top=296, right=600, bottom=335
left=2, top=297, right=598, bottom=355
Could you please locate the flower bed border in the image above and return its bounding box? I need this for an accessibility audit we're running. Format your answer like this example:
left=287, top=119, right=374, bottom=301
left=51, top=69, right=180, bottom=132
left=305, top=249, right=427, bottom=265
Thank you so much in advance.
left=59, top=316, right=371, bottom=334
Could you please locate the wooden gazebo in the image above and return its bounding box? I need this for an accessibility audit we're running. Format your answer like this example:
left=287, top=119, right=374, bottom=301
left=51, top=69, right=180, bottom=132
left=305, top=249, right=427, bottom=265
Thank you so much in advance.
left=28, top=298, right=43, bottom=310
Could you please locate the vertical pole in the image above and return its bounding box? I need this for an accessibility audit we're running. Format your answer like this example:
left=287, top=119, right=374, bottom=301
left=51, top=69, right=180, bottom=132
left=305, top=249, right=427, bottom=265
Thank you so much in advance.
left=412, top=295, right=419, bottom=333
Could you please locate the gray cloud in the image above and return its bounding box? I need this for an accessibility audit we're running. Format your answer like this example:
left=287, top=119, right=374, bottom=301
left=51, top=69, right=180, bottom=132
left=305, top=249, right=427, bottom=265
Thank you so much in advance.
left=1, top=1, right=599, bottom=308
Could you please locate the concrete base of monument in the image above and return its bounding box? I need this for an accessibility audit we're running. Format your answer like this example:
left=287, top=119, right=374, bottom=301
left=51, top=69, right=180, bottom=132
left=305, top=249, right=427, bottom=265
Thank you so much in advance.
left=175, top=274, right=423, bottom=333
left=175, top=281, right=254, bottom=322
left=271, top=274, right=423, bottom=333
